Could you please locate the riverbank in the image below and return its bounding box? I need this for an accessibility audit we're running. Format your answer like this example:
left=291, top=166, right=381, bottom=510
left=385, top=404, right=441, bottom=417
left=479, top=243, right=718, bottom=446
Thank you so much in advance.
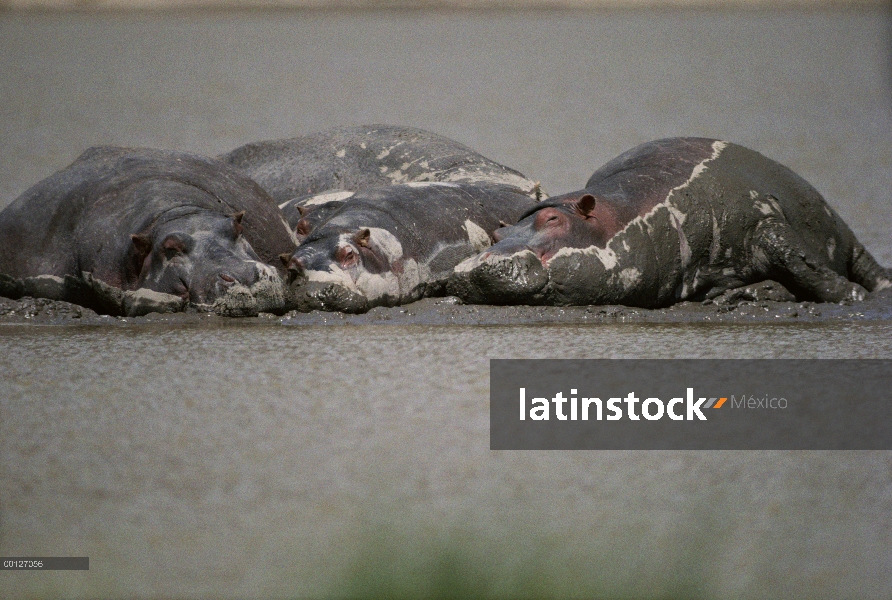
left=3, top=281, right=892, bottom=326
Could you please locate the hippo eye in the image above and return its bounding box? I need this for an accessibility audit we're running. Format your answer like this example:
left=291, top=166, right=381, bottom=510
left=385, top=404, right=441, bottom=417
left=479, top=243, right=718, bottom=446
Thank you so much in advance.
left=161, top=235, right=190, bottom=259
left=338, top=246, right=359, bottom=268
left=546, top=215, right=559, bottom=225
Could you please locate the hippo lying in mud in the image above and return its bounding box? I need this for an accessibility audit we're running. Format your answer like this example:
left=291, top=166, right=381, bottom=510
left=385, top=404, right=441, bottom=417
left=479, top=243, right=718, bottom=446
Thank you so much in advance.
left=221, top=124, right=543, bottom=237
left=282, top=181, right=538, bottom=313
left=283, top=192, right=355, bottom=244
left=0, top=147, right=296, bottom=316
left=448, top=138, right=891, bottom=306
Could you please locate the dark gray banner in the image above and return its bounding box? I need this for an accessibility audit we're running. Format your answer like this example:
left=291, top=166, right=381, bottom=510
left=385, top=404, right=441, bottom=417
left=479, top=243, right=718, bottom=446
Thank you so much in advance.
left=490, top=360, right=892, bottom=450
left=1, top=557, right=89, bottom=570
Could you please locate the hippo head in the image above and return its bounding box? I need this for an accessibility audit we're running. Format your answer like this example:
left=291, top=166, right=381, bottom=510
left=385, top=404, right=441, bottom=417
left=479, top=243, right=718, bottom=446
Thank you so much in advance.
left=292, top=202, right=345, bottom=244
left=280, top=191, right=356, bottom=244
left=280, top=226, right=408, bottom=313
left=282, top=201, right=318, bottom=243
left=485, top=193, right=611, bottom=264
left=447, top=192, right=616, bottom=304
left=130, top=210, right=272, bottom=305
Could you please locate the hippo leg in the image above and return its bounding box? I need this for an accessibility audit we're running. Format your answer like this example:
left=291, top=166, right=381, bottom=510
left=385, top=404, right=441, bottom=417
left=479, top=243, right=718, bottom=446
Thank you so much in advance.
left=849, top=242, right=892, bottom=294
left=708, top=280, right=796, bottom=306
left=753, top=221, right=866, bottom=303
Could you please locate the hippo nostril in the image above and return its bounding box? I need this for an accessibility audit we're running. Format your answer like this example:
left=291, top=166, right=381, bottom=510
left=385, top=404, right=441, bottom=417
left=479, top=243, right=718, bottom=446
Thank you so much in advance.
left=220, top=273, right=236, bottom=283
left=218, top=273, right=237, bottom=289
left=536, top=248, right=553, bottom=267
left=175, top=278, right=191, bottom=301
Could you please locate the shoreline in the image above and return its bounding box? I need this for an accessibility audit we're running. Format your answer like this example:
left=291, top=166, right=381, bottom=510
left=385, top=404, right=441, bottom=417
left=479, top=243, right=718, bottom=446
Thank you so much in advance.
left=3, top=282, right=891, bottom=326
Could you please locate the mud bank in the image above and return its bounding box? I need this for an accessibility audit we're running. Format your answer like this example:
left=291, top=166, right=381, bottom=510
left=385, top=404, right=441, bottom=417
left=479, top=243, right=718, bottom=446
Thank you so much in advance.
left=3, top=281, right=892, bottom=326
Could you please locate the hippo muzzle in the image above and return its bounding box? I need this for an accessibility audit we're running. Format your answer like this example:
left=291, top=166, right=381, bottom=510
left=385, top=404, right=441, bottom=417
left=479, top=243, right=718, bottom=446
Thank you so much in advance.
left=283, top=255, right=371, bottom=313
left=447, top=248, right=550, bottom=305
left=211, top=261, right=287, bottom=317
left=285, top=279, right=371, bottom=313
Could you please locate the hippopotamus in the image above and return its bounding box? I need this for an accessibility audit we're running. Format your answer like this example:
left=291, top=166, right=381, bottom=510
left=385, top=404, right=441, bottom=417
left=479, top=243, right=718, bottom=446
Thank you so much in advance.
left=447, top=138, right=891, bottom=306
left=282, top=181, right=538, bottom=313
left=0, top=146, right=296, bottom=316
left=280, top=191, right=357, bottom=243
left=221, top=124, right=543, bottom=236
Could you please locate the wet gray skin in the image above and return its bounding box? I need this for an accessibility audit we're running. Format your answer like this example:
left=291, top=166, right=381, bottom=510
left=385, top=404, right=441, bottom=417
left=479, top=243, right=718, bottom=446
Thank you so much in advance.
left=280, top=194, right=354, bottom=244
left=222, top=124, right=544, bottom=240
left=282, top=182, right=538, bottom=313
left=131, top=206, right=263, bottom=304
left=222, top=124, right=543, bottom=206
left=0, top=147, right=296, bottom=315
left=448, top=138, right=892, bottom=307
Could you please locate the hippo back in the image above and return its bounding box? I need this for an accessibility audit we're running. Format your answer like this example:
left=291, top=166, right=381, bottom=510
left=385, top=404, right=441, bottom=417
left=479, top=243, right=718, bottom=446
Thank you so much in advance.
left=583, top=137, right=722, bottom=222
left=220, top=125, right=541, bottom=207
left=0, top=147, right=295, bottom=281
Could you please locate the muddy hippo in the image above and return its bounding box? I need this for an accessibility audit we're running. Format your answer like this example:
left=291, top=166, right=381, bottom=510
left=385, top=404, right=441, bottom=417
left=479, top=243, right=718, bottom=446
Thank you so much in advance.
left=0, top=146, right=296, bottom=316
left=221, top=124, right=543, bottom=235
left=280, top=191, right=357, bottom=243
left=448, top=138, right=891, bottom=306
left=282, top=182, right=538, bottom=313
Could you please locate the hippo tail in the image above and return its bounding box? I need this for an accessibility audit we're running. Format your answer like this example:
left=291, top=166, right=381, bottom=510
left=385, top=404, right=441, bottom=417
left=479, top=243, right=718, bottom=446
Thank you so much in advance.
left=850, top=242, right=892, bottom=293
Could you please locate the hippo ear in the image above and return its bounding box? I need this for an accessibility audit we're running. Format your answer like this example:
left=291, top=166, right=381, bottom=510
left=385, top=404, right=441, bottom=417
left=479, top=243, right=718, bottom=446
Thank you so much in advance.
left=296, top=218, right=312, bottom=237
left=355, top=228, right=371, bottom=248
left=231, top=211, right=246, bottom=237
left=576, top=194, right=596, bottom=217
left=296, top=205, right=307, bottom=217
left=279, top=252, right=292, bottom=266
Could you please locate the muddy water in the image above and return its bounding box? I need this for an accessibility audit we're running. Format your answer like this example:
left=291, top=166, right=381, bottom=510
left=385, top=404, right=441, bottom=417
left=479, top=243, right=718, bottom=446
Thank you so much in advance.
left=2, top=7, right=892, bottom=598
left=3, top=322, right=892, bottom=597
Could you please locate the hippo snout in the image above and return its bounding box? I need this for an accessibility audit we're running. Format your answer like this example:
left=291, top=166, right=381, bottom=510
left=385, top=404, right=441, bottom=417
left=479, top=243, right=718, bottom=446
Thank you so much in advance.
left=206, top=267, right=260, bottom=303
left=286, top=279, right=370, bottom=314
left=213, top=272, right=239, bottom=298
left=212, top=261, right=287, bottom=317
left=486, top=241, right=542, bottom=263
left=447, top=249, right=549, bottom=305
